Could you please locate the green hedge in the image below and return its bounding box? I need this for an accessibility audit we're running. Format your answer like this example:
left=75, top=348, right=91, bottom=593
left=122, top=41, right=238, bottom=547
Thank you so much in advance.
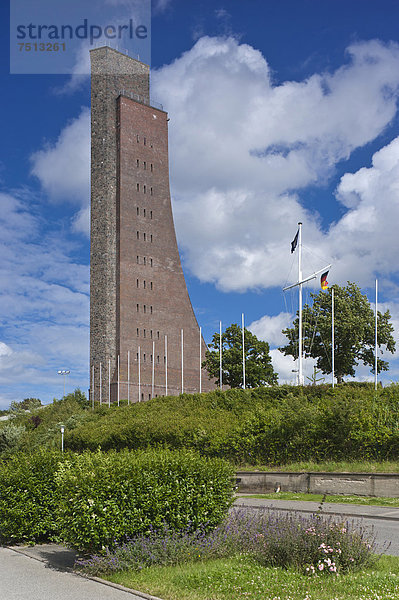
left=0, top=448, right=234, bottom=552
left=4, top=384, right=399, bottom=467
left=0, top=449, right=61, bottom=544
left=56, top=449, right=234, bottom=553
left=64, top=384, right=399, bottom=464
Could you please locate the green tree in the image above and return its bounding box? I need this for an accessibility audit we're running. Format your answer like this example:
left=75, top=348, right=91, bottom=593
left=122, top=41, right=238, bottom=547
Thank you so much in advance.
left=203, top=323, right=278, bottom=388
left=10, top=397, right=41, bottom=412
left=279, top=282, right=396, bottom=383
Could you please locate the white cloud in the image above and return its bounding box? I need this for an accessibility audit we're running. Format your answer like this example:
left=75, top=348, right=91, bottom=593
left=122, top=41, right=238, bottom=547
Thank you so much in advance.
left=151, top=36, right=399, bottom=292
left=53, top=44, right=91, bottom=95
left=328, top=136, right=399, bottom=285
left=0, top=191, right=89, bottom=408
left=31, top=108, right=90, bottom=208
left=153, top=0, right=173, bottom=14
left=249, top=312, right=293, bottom=347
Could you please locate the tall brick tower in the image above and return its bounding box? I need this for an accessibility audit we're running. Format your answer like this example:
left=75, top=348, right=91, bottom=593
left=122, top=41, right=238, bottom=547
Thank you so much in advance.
left=90, top=46, right=215, bottom=402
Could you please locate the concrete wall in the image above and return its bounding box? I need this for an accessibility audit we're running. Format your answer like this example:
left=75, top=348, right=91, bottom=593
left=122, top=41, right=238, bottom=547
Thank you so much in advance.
left=236, top=471, right=399, bottom=498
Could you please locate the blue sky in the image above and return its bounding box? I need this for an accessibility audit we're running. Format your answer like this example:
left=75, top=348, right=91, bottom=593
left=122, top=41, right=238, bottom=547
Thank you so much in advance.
left=1, top=0, right=399, bottom=407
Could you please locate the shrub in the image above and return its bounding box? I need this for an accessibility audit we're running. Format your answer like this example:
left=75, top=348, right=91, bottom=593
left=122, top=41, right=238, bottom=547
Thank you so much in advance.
left=63, top=384, right=399, bottom=464
left=78, top=508, right=376, bottom=576
left=56, top=448, right=234, bottom=553
left=0, top=422, right=25, bottom=454
left=0, top=449, right=62, bottom=544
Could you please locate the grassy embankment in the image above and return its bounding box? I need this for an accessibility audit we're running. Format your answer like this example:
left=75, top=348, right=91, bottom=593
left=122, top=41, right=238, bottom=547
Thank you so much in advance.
left=3, top=382, right=399, bottom=470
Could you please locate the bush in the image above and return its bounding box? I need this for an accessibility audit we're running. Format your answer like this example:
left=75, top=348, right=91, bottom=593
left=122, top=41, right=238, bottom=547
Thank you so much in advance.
left=0, top=449, right=62, bottom=544
left=56, top=449, right=234, bottom=553
left=63, top=384, right=399, bottom=464
left=0, top=422, right=25, bottom=454
left=78, top=508, right=376, bottom=576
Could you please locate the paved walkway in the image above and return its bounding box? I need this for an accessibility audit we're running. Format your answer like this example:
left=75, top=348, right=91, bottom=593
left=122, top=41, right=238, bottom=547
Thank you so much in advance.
left=234, top=495, right=399, bottom=520
left=0, top=545, right=161, bottom=600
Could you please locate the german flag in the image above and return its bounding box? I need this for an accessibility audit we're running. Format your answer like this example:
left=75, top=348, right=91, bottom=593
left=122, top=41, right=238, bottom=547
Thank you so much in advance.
left=321, top=271, right=329, bottom=290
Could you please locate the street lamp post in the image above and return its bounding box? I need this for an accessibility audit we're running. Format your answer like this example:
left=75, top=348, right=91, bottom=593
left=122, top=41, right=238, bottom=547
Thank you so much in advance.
left=60, top=425, right=65, bottom=453
left=57, top=370, right=70, bottom=398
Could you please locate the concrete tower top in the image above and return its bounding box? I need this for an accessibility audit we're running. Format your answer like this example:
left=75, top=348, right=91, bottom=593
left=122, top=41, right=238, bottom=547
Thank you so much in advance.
left=90, top=45, right=149, bottom=74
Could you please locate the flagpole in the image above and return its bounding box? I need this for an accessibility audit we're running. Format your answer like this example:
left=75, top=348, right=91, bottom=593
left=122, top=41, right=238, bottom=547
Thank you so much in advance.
left=117, top=355, right=120, bottom=406
left=108, top=358, right=111, bottom=407
left=375, top=279, right=378, bottom=390
left=165, top=335, right=168, bottom=396
left=219, top=321, right=223, bottom=389
left=332, top=287, right=335, bottom=388
left=181, top=328, right=184, bottom=394
left=138, top=346, right=141, bottom=402
left=285, top=225, right=331, bottom=387
left=127, top=350, right=130, bottom=405
left=199, top=327, right=202, bottom=394
left=242, top=313, right=246, bottom=389
left=152, top=340, right=155, bottom=399
left=298, top=222, right=303, bottom=385
left=99, top=362, right=102, bottom=405
left=92, top=364, right=95, bottom=410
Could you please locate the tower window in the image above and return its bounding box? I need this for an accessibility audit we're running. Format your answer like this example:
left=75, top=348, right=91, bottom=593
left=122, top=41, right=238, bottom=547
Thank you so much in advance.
left=150, top=187, right=153, bottom=196
left=150, top=258, right=153, bottom=267
left=143, top=232, right=146, bottom=241
left=136, top=328, right=139, bottom=336
left=143, top=353, right=146, bottom=362
left=136, top=134, right=139, bottom=143
left=150, top=211, right=153, bottom=219
left=144, top=161, right=147, bottom=170
left=136, top=279, right=139, bottom=288
left=144, top=305, right=146, bottom=313
left=150, top=330, right=153, bottom=339
left=143, top=209, right=146, bottom=217
left=143, top=281, right=146, bottom=289
left=157, top=355, right=160, bottom=363
left=137, top=231, right=139, bottom=240
left=136, top=159, right=139, bottom=167
left=143, top=185, right=146, bottom=194
left=150, top=163, right=153, bottom=172
left=136, top=303, right=139, bottom=312
left=136, top=255, right=139, bottom=263
left=143, top=256, right=146, bottom=265
left=144, top=137, right=146, bottom=146
left=150, top=354, right=153, bottom=363
left=143, top=329, right=146, bottom=338
left=137, top=207, right=139, bottom=215
left=137, top=183, right=139, bottom=191
left=150, top=305, right=153, bottom=314
left=137, top=352, right=139, bottom=360
left=150, top=234, right=153, bottom=243
left=150, top=282, right=153, bottom=290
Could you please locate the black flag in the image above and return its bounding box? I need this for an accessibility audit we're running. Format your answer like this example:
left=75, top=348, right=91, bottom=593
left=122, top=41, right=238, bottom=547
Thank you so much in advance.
left=291, top=229, right=299, bottom=253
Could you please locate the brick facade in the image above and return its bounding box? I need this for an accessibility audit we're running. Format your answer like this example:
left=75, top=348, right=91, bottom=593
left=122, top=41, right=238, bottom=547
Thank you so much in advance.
left=90, top=46, right=216, bottom=402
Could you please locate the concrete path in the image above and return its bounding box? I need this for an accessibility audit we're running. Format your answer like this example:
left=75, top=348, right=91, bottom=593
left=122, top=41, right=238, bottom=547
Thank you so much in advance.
left=234, top=495, right=399, bottom=520
left=0, top=545, right=161, bottom=600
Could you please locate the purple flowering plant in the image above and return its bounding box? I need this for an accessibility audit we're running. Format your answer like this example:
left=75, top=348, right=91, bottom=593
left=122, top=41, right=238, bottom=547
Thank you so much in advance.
left=77, top=508, right=376, bottom=577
